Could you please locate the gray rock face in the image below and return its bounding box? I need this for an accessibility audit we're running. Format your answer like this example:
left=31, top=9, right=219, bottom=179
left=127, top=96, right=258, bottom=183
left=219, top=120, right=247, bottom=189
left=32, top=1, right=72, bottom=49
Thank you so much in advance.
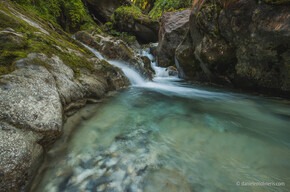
left=175, top=0, right=290, bottom=97
left=0, top=122, right=43, bottom=192
left=0, top=53, right=128, bottom=191
left=0, top=56, right=63, bottom=145
left=218, top=0, right=290, bottom=92
left=157, top=9, right=191, bottom=67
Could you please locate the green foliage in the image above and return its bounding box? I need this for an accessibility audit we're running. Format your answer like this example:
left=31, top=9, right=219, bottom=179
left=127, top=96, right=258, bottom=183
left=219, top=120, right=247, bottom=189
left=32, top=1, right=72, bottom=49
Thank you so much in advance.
left=0, top=30, right=94, bottom=76
left=112, top=5, right=148, bottom=24
left=104, top=22, right=114, bottom=31
left=149, top=0, right=193, bottom=19
left=0, top=4, right=95, bottom=76
left=132, top=0, right=155, bottom=13
left=11, top=0, right=95, bottom=32
left=109, top=30, right=137, bottom=43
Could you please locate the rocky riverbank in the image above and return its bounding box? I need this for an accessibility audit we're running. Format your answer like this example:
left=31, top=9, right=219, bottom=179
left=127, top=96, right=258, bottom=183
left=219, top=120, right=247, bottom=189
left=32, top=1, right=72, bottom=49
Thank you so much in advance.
left=157, top=0, right=290, bottom=97
left=0, top=1, right=142, bottom=191
left=1, top=0, right=290, bottom=191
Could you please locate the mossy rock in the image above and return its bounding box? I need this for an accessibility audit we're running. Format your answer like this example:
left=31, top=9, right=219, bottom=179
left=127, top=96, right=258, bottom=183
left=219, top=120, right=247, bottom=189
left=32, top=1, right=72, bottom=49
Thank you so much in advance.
left=112, top=5, right=150, bottom=24
left=0, top=1, right=96, bottom=76
left=149, top=0, right=193, bottom=20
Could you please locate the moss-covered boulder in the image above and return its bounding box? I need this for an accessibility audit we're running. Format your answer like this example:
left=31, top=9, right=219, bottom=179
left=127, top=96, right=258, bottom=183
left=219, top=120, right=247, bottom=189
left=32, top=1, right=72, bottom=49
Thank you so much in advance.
left=111, top=5, right=159, bottom=43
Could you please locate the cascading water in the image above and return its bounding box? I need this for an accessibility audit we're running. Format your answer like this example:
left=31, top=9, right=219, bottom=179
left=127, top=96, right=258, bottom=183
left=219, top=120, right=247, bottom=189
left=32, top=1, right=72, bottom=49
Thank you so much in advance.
left=108, top=60, right=147, bottom=85
left=175, top=56, right=187, bottom=79
left=81, top=45, right=233, bottom=99
left=33, top=42, right=290, bottom=192
left=81, top=43, right=105, bottom=60
left=141, top=49, right=169, bottom=78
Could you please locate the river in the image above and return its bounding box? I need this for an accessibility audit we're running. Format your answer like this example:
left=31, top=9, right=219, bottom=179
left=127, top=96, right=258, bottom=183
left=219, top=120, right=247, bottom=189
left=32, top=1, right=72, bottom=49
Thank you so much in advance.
left=32, top=46, right=290, bottom=192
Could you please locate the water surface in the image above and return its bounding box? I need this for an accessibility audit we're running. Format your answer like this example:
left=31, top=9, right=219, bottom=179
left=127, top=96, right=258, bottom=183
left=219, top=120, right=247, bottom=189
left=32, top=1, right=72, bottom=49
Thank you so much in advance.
left=33, top=47, right=290, bottom=192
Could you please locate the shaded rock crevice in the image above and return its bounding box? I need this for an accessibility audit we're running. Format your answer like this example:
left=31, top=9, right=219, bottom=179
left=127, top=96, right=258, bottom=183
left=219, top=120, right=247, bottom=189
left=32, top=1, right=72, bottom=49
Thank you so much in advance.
left=158, top=0, right=290, bottom=97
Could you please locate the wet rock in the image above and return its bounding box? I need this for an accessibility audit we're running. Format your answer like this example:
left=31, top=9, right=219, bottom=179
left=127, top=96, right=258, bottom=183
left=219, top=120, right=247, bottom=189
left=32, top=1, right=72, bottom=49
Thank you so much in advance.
left=0, top=122, right=43, bottom=192
left=0, top=52, right=129, bottom=191
left=75, top=31, right=154, bottom=80
left=44, top=128, right=161, bottom=192
left=175, top=0, right=290, bottom=96
left=157, top=9, right=191, bottom=67
left=166, top=66, right=178, bottom=76
left=75, top=31, right=133, bottom=61
left=175, top=32, right=203, bottom=80
left=219, top=0, right=290, bottom=94
left=149, top=43, right=158, bottom=58
left=141, top=55, right=154, bottom=73
left=143, top=168, right=192, bottom=192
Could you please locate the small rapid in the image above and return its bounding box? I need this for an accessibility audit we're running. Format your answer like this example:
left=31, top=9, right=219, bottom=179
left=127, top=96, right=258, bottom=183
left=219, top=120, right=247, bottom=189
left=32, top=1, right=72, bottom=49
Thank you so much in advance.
left=82, top=44, right=236, bottom=100
left=32, top=42, right=290, bottom=192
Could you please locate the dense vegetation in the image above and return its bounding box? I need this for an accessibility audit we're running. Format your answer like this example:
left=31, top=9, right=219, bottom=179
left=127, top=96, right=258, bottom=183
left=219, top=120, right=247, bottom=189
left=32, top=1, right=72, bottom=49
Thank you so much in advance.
left=0, top=1, right=95, bottom=76
left=11, top=0, right=95, bottom=32
left=132, top=0, right=193, bottom=19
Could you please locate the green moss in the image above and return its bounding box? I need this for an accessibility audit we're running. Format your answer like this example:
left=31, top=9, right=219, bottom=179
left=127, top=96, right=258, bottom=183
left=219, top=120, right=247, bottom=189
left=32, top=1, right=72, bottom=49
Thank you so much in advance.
left=0, top=12, right=21, bottom=30
left=149, top=0, right=193, bottom=20
left=0, top=0, right=97, bottom=76
left=11, top=0, right=96, bottom=32
left=29, top=58, right=53, bottom=70
left=0, top=23, right=94, bottom=76
left=112, top=5, right=150, bottom=24
left=104, top=22, right=114, bottom=31
left=108, top=29, right=137, bottom=43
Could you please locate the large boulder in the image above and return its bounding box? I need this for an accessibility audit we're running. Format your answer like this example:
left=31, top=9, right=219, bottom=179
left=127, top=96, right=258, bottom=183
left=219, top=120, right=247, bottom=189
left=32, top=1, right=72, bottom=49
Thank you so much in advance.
left=156, top=9, right=191, bottom=67
left=84, top=0, right=131, bottom=22
left=112, top=5, right=159, bottom=43
left=0, top=123, right=43, bottom=192
left=176, top=0, right=290, bottom=96
left=219, top=0, right=290, bottom=93
left=0, top=52, right=129, bottom=191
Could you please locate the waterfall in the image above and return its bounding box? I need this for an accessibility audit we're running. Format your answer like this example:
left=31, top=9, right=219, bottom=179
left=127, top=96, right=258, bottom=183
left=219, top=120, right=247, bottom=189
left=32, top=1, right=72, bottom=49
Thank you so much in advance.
left=141, top=48, right=169, bottom=78
left=80, top=42, right=146, bottom=85
left=82, top=43, right=233, bottom=99
left=80, top=43, right=105, bottom=60
left=108, top=60, right=147, bottom=85
left=174, top=56, right=187, bottom=79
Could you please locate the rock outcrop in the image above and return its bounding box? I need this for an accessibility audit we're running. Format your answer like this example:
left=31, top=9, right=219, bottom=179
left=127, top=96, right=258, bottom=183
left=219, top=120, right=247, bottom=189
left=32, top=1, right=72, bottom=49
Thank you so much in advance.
left=0, top=52, right=128, bottom=192
left=75, top=31, right=154, bottom=79
left=84, top=0, right=131, bottom=22
left=173, top=0, right=290, bottom=96
left=111, top=5, right=159, bottom=43
left=0, top=1, right=129, bottom=191
left=157, top=9, right=191, bottom=67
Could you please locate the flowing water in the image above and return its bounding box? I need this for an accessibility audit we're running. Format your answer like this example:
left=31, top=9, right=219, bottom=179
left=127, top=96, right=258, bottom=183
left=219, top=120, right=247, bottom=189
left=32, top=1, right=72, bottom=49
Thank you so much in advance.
left=33, top=47, right=290, bottom=192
